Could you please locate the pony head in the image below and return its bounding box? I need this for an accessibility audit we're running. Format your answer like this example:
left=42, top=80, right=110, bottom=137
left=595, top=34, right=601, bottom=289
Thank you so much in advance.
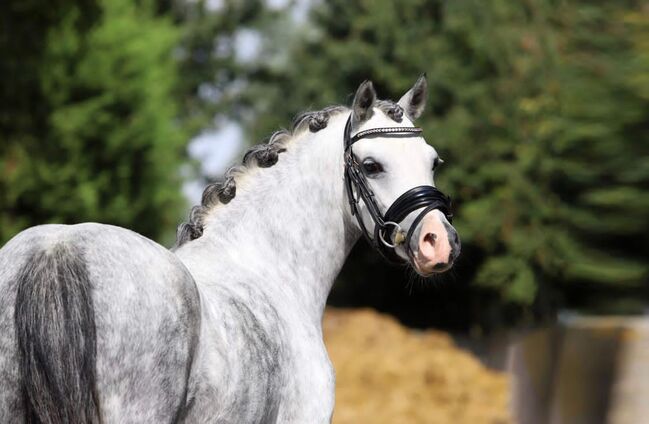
left=346, top=76, right=460, bottom=276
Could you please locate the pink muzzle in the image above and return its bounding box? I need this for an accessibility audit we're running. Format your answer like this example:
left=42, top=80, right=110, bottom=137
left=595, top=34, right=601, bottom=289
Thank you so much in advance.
left=412, top=210, right=460, bottom=274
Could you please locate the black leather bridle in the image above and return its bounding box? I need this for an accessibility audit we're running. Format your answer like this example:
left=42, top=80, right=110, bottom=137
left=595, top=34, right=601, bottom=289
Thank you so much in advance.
left=343, top=114, right=453, bottom=263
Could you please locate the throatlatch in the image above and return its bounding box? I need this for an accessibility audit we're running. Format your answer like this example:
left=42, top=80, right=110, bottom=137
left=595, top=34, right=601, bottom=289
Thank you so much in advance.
left=343, top=115, right=453, bottom=263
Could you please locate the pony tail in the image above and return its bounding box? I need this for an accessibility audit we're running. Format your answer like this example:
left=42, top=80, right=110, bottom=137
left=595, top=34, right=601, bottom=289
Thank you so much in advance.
left=14, top=244, right=101, bottom=423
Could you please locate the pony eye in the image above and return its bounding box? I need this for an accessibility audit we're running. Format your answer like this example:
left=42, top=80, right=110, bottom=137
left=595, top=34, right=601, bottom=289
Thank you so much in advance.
left=362, top=159, right=384, bottom=175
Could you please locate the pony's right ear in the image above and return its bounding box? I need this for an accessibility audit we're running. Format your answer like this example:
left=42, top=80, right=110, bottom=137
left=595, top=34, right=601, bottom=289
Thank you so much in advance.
left=351, top=80, right=377, bottom=128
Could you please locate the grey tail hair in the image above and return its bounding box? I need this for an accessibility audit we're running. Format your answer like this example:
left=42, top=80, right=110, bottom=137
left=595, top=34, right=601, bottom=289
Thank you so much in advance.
left=14, top=244, right=101, bottom=424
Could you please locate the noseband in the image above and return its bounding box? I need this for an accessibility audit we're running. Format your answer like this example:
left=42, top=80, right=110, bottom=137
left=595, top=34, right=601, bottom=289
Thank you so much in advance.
left=343, top=115, right=453, bottom=263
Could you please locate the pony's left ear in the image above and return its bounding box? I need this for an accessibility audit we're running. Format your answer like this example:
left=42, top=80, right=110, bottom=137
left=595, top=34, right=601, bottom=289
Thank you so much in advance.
left=398, top=74, right=428, bottom=120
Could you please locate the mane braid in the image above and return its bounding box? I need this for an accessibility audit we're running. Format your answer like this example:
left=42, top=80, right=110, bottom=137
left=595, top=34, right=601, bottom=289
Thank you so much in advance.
left=174, top=105, right=348, bottom=248
left=375, top=100, right=404, bottom=123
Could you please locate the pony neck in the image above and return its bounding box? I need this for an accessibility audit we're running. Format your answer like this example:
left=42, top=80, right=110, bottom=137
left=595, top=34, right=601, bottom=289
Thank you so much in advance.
left=184, top=113, right=360, bottom=323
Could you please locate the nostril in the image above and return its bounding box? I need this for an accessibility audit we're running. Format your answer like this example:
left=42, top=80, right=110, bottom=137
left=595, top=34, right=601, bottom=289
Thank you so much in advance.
left=453, top=232, right=459, bottom=245
left=423, top=232, right=437, bottom=246
left=432, top=262, right=448, bottom=270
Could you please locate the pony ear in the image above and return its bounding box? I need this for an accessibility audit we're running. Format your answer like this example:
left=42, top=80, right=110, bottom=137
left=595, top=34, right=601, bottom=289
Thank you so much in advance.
left=398, top=74, right=428, bottom=120
left=351, top=80, right=377, bottom=128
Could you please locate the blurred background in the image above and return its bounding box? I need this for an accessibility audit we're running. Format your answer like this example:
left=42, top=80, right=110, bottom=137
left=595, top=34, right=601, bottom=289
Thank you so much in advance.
left=1, top=0, right=648, bottom=422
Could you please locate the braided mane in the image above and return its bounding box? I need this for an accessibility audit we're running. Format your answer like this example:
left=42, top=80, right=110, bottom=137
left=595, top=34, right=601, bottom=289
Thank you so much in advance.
left=174, top=105, right=348, bottom=247
left=174, top=100, right=405, bottom=248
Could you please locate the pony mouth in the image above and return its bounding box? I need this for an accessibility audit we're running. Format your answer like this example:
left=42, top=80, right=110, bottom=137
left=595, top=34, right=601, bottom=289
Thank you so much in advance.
left=412, top=255, right=453, bottom=276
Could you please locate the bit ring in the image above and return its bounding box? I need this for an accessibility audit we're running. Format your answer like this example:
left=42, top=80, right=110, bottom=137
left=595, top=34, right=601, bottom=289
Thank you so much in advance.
left=379, top=221, right=404, bottom=248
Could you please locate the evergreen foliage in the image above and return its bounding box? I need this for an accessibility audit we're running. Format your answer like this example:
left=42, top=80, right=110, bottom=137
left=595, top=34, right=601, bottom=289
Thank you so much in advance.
left=158, top=0, right=286, bottom=137
left=0, top=0, right=185, bottom=244
left=238, top=0, right=649, bottom=325
left=1, top=0, right=646, bottom=328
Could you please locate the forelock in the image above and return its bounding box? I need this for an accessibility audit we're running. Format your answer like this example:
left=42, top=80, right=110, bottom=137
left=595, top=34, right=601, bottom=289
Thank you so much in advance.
left=375, top=100, right=404, bottom=123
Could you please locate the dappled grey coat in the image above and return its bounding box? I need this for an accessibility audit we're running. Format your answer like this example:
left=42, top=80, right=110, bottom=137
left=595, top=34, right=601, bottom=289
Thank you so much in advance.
left=0, top=76, right=458, bottom=423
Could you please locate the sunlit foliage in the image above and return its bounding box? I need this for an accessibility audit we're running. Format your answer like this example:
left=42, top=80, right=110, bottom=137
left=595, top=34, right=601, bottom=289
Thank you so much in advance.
left=238, top=0, right=649, bottom=325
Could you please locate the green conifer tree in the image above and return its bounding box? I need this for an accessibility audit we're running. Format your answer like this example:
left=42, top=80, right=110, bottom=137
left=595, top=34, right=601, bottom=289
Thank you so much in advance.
left=0, top=0, right=185, bottom=244
left=238, top=0, right=649, bottom=327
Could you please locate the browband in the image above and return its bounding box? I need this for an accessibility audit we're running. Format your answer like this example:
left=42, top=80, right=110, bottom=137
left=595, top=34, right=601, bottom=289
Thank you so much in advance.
left=350, top=127, right=423, bottom=144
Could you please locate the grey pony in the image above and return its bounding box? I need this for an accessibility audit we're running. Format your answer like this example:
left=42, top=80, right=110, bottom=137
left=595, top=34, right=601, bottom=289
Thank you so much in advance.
left=0, top=76, right=460, bottom=423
